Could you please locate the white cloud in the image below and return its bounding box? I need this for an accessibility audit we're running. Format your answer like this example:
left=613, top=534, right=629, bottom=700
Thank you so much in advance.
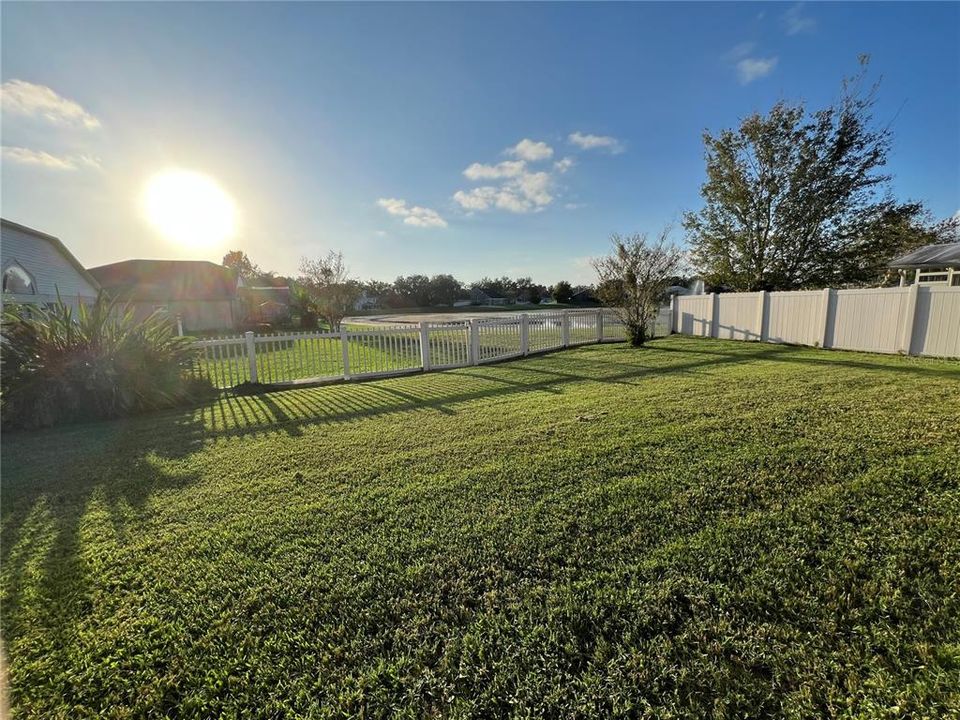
left=1, top=79, right=100, bottom=130
left=376, top=197, right=447, bottom=228
left=463, top=160, right=527, bottom=180
left=783, top=3, right=816, bottom=35
left=516, top=171, right=552, bottom=207
left=737, top=57, right=778, bottom=84
left=1, top=145, right=100, bottom=170
left=727, top=42, right=755, bottom=60
left=454, top=137, right=599, bottom=215
left=567, top=132, right=625, bottom=154
left=506, top=138, right=553, bottom=162
left=453, top=187, right=498, bottom=211
left=453, top=170, right=554, bottom=215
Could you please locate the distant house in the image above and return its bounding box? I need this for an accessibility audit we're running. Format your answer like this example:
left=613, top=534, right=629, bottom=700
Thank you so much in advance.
left=665, top=279, right=706, bottom=297
left=1, top=218, right=100, bottom=309
left=571, top=288, right=598, bottom=304
left=354, top=291, right=379, bottom=311
left=88, top=259, right=241, bottom=332
left=888, top=244, right=960, bottom=287
left=240, top=285, right=291, bottom=324
left=470, top=288, right=508, bottom=306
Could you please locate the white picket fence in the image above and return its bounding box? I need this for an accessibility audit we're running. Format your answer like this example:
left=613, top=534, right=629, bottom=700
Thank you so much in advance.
left=192, top=308, right=673, bottom=389
left=673, top=285, right=960, bottom=358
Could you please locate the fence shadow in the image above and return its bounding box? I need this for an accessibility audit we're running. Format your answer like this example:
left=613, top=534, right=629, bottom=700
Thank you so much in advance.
left=652, top=340, right=960, bottom=380
left=5, top=336, right=952, bottom=647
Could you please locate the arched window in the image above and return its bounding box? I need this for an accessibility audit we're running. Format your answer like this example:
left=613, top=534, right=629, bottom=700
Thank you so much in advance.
left=2, top=263, right=36, bottom=295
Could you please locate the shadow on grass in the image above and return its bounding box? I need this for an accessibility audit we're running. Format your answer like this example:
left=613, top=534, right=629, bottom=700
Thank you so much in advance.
left=3, top=337, right=954, bottom=658
left=164, top=338, right=957, bottom=447
left=652, top=339, right=960, bottom=379
left=1, top=411, right=207, bottom=672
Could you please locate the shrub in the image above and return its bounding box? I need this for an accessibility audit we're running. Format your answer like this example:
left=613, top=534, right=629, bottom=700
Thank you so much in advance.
left=593, top=229, right=684, bottom=346
left=1, top=294, right=212, bottom=429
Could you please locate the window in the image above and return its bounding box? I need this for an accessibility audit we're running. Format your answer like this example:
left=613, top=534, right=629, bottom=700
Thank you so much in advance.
left=2, top=263, right=36, bottom=295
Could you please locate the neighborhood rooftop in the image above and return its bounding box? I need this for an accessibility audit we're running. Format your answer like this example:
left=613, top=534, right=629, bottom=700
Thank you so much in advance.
left=87, top=258, right=239, bottom=301
left=887, top=243, right=960, bottom=269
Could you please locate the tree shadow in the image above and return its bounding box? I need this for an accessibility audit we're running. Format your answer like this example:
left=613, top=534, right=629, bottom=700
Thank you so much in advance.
left=5, top=336, right=950, bottom=684
left=1, top=409, right=207, bottom=691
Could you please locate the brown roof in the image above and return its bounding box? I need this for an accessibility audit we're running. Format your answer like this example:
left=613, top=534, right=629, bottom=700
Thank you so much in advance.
left=88, top=259, right=238, bottom=301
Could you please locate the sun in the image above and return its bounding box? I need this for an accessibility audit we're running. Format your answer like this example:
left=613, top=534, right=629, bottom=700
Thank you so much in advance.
left=142, top=169, right=238, bottom=247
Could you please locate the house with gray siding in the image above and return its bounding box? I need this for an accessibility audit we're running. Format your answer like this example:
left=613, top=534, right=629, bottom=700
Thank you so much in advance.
left=1, top=218, right=100, bottom=309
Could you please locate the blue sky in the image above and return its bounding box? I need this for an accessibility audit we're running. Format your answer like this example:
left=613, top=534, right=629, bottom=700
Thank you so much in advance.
left=2, top=2, right=958, bottom=285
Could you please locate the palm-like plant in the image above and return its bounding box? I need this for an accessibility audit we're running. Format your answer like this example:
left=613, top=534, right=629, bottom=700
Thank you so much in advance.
left=1, top=293, right=210, bottom=429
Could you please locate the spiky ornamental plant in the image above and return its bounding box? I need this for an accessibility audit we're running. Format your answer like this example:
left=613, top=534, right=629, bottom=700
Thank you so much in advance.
left=1, top=293, right=210, bottom=429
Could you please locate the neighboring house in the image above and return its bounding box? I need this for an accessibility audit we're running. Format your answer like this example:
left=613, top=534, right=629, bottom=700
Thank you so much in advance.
left=88, top=259, right=241, bottom=332
left=571, top=288, right=598, bottom=304
left=470, top=288, right=508, bottom=306
left=240, top=285, right=291, bottom=324
left=354, top=291, right=379, bottom=311
left=888, top=244, right=960, bottom=286
left=665, top=279, right=706, bottom=297
left=1, top=218, right=100, bottom=309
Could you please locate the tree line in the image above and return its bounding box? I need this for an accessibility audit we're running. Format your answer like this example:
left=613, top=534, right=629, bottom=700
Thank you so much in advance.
left=223, top=250, right=589, bottom=330
left=229, top=59, right=957, bottom=342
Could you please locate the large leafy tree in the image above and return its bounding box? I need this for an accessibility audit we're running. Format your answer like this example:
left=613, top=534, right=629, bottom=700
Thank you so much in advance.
left=393, top=275, right=431, bottom=307
left=684, top=63, right=895, bottom=290
left=426, top=274, right=464, bottom=306
left=551, top=281, right=574, bottom=304
left=222, top=250, right=262, bottom=281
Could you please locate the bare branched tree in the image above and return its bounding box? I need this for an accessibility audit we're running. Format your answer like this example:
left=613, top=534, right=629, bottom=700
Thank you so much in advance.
left=297, top=251, right=361, bottom=331
left=592, top=229, right=685, bottom=346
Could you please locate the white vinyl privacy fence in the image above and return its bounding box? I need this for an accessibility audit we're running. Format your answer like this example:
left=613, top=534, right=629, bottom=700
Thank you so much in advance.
left=673, top=285, right=960, bottom=358
left=192, top=309, right=672, bottom=389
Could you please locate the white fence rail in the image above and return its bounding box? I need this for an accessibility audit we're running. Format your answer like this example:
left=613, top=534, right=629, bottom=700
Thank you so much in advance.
left=673, top=285, right=960, bottom=358
left=192, top=309, right=670, bottom=389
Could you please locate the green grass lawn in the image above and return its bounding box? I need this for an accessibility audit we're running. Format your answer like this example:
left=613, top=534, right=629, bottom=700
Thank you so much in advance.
left=3, top=337, right=959, bottom=718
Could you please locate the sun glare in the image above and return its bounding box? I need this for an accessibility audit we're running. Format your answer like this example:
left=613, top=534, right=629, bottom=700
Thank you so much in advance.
left=142, top=169, right=237, bottom=247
